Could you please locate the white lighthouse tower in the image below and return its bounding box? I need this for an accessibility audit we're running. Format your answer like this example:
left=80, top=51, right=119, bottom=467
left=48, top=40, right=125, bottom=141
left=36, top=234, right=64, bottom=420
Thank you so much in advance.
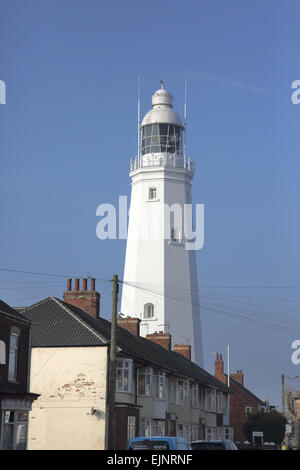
left=121, top=81, right=203, bottom=366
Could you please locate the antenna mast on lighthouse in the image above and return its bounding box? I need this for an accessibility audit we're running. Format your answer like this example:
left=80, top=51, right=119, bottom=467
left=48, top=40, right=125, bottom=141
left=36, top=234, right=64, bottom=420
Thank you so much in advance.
left=184, top=77, right=187, bottom=168
left=137, top=74, right=141, bottom=167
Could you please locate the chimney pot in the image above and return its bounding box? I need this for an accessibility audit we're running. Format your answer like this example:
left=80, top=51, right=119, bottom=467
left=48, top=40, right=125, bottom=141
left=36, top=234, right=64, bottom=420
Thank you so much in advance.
left=91, top=277, right=96, bottom=291
left=67, top=278, right=72, bottom=291
left=74, top=278, right=80, bottom=291
left=83, top=279, right=87, bottom=291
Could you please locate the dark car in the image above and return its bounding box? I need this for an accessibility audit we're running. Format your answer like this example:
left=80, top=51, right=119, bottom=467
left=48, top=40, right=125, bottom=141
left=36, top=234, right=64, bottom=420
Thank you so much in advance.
left=126, top=436, right=191, bottom=450
left=191, top=439, right=238, bottom=450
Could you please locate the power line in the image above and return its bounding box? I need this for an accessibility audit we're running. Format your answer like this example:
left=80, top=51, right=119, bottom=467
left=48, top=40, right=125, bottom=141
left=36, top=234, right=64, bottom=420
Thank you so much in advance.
left=0, top=267, right=108, bottom=282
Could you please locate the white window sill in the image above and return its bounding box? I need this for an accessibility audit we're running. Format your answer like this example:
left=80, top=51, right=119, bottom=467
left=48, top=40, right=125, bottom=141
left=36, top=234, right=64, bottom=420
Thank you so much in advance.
left=146, top=199, right=160, bottom=203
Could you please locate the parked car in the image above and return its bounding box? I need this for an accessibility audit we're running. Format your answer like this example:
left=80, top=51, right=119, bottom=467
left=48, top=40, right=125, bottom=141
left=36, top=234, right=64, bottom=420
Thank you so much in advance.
left=126, top=436, right=192, bottom=450
left=191, top=439, right=238, bottom=450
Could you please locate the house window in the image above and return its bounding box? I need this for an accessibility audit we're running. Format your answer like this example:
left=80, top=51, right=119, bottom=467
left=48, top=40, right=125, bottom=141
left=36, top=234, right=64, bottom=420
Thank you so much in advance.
left=224, top=427, right=234, bottom=441
left=245, top=406, right=252, bottom=414
left=177, top=379, right=189, bottom=405
left=127, top=416, right=136, bottom=440
left=137, top=368, right=165, bottom=400
left=206, top=388, right=217, bottom=412
left=191, top=424, right=199, bottom=441
left=148, top=187, right=157, bottom=200
left=205, top=427, right=217, bottom=440
left=217, top=392, right=223, bottom=413
left=137, top=367, right=152, bottom=396
left=144, top=303, right=154, bottom=319
left=191, top=383, right=199, bottom=408
left=0, top=340, right=5, bottom=364
left=8, top=333, right=19, bottom=381
left=177, top=424, right=190, bottom=441
left=140, top=418, right=152, bottom=437
left=2, top=411, right=28, bottom=450
left=152, top=369, right=165, bottom=400
left=152, top=420, right=165, bottom=436
left=116, top=359, right=132, bottom=393
left=170, top=382, right=175, bottom=403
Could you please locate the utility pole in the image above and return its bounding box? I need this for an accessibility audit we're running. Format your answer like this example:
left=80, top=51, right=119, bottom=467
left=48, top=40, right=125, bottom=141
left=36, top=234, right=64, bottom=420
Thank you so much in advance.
left=107, top=274, right=119, bottom=450
left=282, top=374, right=285, bottom=415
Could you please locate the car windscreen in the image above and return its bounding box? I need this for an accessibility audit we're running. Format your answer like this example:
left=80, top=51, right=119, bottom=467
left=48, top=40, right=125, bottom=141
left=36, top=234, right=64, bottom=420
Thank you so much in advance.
left=129, top=440, right=170, bottom=450
left=191, top=442, right=225, bottom=450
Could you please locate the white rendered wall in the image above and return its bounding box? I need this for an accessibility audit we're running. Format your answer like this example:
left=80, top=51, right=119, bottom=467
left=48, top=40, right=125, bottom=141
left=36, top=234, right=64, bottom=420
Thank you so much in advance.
left=28, top=346, right=108, bottom=450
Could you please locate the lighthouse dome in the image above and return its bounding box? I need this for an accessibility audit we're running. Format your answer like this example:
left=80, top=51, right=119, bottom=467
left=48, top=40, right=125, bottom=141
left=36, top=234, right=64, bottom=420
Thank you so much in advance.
left=141, top=87, right=183, bottom=128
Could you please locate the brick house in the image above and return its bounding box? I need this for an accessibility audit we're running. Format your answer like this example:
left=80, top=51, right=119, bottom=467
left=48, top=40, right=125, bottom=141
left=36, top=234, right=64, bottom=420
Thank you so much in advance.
left=21, top=279, right=231, bottom=449
left=214, top=353, right=268, bottom=442
left=0, top=299, right=39, bottom=450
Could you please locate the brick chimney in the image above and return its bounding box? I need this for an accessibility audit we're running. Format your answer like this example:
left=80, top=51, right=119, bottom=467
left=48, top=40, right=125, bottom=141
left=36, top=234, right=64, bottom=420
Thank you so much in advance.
left=63, top=277, right=100, bottom=318
left=117, top=316, right=140, bottom=336
left=230, top=370, right=244, bottom=386
left=174, top=344, right=191, bottom=361
left=215, top=353, right=226, bottom=383
left=146, top=331, right=171, bottom=350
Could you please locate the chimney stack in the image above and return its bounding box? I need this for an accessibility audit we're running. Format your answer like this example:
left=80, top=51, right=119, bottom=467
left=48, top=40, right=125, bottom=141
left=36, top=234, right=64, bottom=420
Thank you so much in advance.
left=63, top=277, right=100, bottom=318
left=146, top=331, right=171, bottom=350
left=215, top=352, right=226, bottom=383
left=117, top=316, right=141, bottom=336
left=174, top=344, right=191, bottom=361
left=230, top=370, right=244, bottom=386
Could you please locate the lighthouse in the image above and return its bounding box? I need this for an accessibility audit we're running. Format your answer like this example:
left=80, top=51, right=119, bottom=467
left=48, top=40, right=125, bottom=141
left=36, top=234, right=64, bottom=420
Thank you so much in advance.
left=121, top=81, right=203, bottom=366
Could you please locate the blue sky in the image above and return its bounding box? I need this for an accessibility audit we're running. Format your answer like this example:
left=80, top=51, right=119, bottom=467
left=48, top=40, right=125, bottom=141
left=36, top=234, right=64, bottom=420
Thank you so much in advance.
left=1, top=0, right=300, bottom=408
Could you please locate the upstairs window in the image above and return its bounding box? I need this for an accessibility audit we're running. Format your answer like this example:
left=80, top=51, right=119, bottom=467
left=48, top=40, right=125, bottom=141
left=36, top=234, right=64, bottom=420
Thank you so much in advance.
left=0, top=340, right=6, bottom=365
left=217, top=391, right=223, bottom=413
left=116, top=359, right=132, bottom=393
left=8, top=333, right=19, bottom=382
left=206, top=389, right=216, bottom=412
left=177, top=379, right=189, bottom=405
left=191, top=383, right=199, bottom=408
left=137, top=367, right=165, bottom=400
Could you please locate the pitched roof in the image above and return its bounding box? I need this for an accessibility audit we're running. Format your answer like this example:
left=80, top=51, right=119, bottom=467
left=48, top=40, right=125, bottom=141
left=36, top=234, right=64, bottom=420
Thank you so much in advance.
left=21, top=297, right=106, bottom=347
left=229, top=376, right=265, bottom=405
left=0, top=299, right=31, bottom=324
left=21, top=296, right=230, bottom=393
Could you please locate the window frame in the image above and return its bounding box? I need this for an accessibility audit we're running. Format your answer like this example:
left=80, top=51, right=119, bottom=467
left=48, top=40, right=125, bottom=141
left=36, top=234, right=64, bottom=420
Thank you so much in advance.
left=116, top=359, right=133, bottom=393
left=8, top=332, right=19, bottom=382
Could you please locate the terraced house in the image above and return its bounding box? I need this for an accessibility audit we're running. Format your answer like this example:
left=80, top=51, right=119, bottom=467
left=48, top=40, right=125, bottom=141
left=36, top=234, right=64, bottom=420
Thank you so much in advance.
left=20, top=279, right=231, bottom=450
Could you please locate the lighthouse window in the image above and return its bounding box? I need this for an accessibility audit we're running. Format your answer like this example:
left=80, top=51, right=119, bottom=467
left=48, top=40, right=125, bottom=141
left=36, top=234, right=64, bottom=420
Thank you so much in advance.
left=148, top=188, right=156, bottom=200
left=144, top=303, right=154, bottom=319
left=142, top=124, right=182, bottom=155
